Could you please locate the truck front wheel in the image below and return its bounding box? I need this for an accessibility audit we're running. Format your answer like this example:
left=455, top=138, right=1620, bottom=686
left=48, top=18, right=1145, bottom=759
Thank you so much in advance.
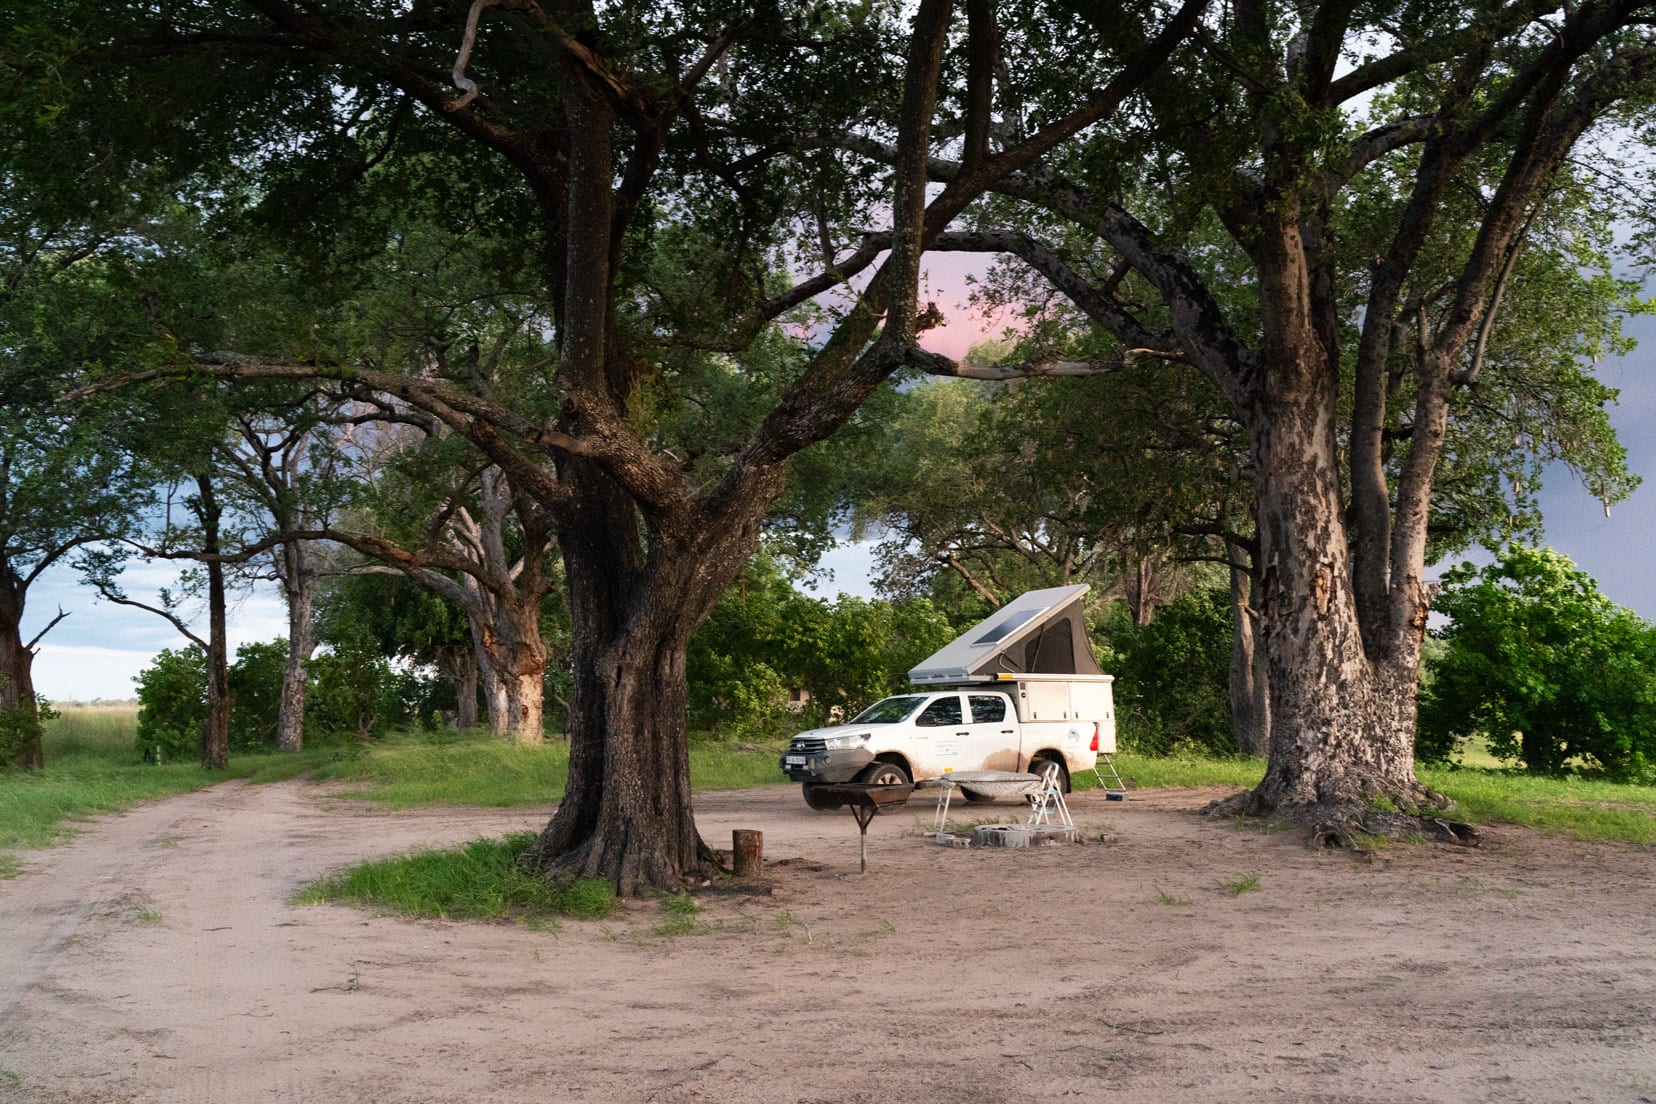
left=801, top=782, right=838, bottom=811
left=857, top=761, right=911, bottom=787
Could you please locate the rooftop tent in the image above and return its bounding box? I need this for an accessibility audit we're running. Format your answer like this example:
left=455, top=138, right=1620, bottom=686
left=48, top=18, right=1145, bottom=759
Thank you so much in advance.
left=908, top=584, right=1105, bottom=684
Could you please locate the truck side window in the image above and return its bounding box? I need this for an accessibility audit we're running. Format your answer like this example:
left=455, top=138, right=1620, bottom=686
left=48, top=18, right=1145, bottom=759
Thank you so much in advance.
left=916, top=696, right=963, bottom=727
left=968, top=695, right=1007, bottom=724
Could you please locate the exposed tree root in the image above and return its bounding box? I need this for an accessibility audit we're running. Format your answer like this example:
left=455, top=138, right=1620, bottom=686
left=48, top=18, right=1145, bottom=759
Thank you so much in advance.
left=524, top=827, right=721, bottom=897
left=1206, top=790, right=1480, bottom=855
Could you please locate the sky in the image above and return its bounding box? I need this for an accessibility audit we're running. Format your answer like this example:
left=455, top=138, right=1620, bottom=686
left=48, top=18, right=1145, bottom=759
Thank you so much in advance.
left=23, top=261, right=1656, bottom=701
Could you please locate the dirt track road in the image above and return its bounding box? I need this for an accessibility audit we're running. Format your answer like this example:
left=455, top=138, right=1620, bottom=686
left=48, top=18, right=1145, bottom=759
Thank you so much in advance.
left=2, top=777, right=1653, bottom=1103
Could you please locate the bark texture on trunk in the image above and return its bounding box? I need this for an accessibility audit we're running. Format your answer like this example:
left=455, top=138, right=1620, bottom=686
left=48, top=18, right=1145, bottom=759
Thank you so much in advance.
left=1227, top=552, right=1269, bottom=759
left=0, top=580, right=43, bottom=769
left=1212, top=231, right=1440, bottom=825
left=457, top=582, right=547, bottom=743
left=529, top=625, right=703, bottom=892
left=472, top=589, right=547, bottom=745
left=526, top=451, right=778, bottom=893
left=275, top=541, right=316, bottom=753
left=198, top=474, right=230, bottom=770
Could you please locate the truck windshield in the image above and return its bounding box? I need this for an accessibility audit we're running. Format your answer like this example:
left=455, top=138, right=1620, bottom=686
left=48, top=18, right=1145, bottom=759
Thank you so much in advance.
left=849, top=695, right=926, bottom=724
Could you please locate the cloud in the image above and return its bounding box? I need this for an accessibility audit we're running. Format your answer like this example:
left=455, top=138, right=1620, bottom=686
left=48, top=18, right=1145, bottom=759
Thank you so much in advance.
left=33, top=644, right=156, bottom=702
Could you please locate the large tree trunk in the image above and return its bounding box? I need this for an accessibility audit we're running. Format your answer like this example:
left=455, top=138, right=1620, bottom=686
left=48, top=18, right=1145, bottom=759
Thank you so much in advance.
left=438, top=649, right=480, bottom=729
left=525, top=462, right=759, bottom=894
left=198, top=474, right=230, bottom=770
left=476, top=642, right=507, bottom=735
left=500, top=664, right=544, bottom=743
left=1215, top=250, right=1442, bottom=832
left=529, top=619, right=703, bottom=893
left=475, top=598, right=546, bottom=745
left=275, top=541, right=315, bottom=753
left=463, top=594, right=545, bottom=744
left=0, top=579, right=43, bottom=770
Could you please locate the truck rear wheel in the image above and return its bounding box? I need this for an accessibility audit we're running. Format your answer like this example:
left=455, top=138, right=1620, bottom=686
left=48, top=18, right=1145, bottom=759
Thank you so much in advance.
left=801, top=782, right=840, bottom=811
left=1027, top=755, right=1070, bottom=793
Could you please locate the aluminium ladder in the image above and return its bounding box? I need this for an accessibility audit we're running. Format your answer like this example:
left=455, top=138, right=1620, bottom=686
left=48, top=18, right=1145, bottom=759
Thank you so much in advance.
left=1091, top=753, right=1128, bottom=800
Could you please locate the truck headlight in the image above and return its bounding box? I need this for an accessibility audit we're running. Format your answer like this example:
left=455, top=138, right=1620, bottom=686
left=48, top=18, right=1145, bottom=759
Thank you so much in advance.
left=820, top=732, right=871, bottom=751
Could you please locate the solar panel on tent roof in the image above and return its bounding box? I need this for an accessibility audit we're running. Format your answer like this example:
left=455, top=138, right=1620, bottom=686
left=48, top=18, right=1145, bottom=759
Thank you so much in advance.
left=971, top=607, right=1044, bottom=645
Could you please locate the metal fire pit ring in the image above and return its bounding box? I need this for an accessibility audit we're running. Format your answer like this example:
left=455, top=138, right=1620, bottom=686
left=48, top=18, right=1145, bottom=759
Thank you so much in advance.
left=943, top=770, right=1044, bottom=800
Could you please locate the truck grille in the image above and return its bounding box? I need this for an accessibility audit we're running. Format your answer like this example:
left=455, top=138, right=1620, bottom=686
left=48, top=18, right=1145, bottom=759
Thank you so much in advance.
left=789, top=737, right=827, bottom=755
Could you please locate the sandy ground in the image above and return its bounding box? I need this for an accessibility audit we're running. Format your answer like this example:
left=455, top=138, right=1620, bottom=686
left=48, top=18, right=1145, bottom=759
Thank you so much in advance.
left=1, top=777, right=1653, bottom=1104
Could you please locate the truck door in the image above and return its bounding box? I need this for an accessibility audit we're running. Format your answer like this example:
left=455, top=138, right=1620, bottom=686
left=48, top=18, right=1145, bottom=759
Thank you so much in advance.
left=912, top=693, right=966, bottom=775
left=966, top=693, right=1020, bottom=771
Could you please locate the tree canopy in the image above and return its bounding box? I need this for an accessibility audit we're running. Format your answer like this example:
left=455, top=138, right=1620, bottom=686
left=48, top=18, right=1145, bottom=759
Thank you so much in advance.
left=6, top=0, right=1655, bottom=875
left=1422, top=546, right=1656, bottom=780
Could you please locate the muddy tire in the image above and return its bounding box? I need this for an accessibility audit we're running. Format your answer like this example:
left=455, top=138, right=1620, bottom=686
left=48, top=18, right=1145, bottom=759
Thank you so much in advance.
left=857, top=761, right=911, bottom=787
left=801, top=782, right=838, bottom=811
left=1027, top=755, right=1070, bottom=793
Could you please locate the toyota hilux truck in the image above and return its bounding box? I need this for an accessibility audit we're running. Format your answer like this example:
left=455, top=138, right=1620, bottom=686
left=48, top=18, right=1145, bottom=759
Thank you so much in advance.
left=779, top=585, right=1117, bottom=810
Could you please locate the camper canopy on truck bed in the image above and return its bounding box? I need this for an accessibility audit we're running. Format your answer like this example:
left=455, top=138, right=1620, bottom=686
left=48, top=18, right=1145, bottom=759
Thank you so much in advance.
left=908, top=584, right=1104, bottom=684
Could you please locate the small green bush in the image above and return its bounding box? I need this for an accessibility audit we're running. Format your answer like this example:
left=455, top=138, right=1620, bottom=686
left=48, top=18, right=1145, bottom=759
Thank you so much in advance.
left=134, top=647, right=207, bottom=761
left=293, top=832, right=616, bottom=921
left=134, top=641, right=294, bottom=758
left=306, top=627, right=405, bottom=740
left=1109, top=588, right=1236, bottom=756
left=228, top=640, right=287, bottom=750
left=0, top=705, right=44, bottom=769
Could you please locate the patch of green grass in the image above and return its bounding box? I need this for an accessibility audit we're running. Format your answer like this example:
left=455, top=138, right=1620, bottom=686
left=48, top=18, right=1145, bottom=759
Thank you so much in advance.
left=653, top=892, right=710, bottom=936
left=0, top=1065, right=19, bottom=1087
left=1075, top=746, right=1656, bottom=846
left=1, top=708, right=337, bottom=852
left=293, top=832, right=616, bottom=923
left=688, top=740, right=793, bottom=791
left=0, top=853, right=21, bottom=880
left=1154, top=887, right=1191, bottom=906
left=309, top=737, right=573, bottom=807
left=130, top=905, right=162, bottom=925
left=1072, top=753, right=1266, bottom=792
left=309, top=730, right=789, bottom=808
left=1422, top=765, right=1656, bottom=844
left=1217, top=872, right=1260, bottom=896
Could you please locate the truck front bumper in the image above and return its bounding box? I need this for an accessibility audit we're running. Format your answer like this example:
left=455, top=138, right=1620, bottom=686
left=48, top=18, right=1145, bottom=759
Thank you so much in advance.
left=778, top=747, right=873, bottom=784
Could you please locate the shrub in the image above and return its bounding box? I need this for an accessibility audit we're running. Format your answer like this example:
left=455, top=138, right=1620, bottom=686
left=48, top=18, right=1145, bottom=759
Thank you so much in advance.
left=307, top=628, right=404, bottom=740
left=1109, top=587, right=1236, bottom=756
left=134, top=647, right=207, bottom=761
left=0, top=704, right=45, bottom=769
left=228, top=640, right=287, bottom=750
left=687, top=556, right=959, bottom=735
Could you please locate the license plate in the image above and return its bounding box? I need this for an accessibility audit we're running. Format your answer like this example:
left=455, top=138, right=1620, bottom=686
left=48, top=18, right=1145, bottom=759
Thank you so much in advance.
left=784, top=755, right=808, bottom=765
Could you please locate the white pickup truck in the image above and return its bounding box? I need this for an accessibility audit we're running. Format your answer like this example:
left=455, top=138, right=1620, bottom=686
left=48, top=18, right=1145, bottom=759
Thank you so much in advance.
left=779, top=674, right=1116, bottom=810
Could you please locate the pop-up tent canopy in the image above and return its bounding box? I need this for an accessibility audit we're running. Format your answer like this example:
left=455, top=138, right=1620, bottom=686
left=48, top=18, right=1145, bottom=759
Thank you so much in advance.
left=908, top=584, right=1105, bottom=684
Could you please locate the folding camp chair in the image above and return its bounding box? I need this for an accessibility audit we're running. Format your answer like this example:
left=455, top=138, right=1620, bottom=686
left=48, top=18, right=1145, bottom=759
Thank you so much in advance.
left=1025, top=762, right=1075, bottom=829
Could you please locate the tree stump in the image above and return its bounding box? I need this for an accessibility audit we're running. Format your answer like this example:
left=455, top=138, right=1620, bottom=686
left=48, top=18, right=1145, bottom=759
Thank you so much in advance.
left=732, top=829, right=763, bottom=878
